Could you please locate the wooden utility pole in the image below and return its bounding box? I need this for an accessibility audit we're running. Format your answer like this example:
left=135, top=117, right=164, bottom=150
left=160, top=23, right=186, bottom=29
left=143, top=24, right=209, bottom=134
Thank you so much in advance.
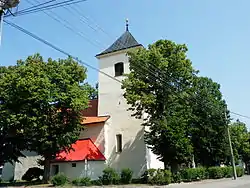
left=225, top=108, right=237, bottom=180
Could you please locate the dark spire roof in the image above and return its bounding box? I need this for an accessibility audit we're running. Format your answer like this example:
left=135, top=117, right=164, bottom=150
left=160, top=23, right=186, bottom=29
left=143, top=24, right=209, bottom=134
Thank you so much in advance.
left=96, top=21, right=142, bottom=57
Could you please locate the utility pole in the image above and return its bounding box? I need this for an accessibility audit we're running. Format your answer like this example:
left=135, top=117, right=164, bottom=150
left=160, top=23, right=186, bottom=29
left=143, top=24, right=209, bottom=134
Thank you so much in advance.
left=0, top=8, right=3, bottom=46
left=0, top=0, right=20, bottom=46
left=225, top=108, right=237, bottom=180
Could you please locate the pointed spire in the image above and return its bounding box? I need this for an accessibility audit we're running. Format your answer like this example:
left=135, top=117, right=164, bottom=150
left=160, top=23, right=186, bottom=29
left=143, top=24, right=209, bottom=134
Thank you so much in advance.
left=126, top=18, right=129, bottom=31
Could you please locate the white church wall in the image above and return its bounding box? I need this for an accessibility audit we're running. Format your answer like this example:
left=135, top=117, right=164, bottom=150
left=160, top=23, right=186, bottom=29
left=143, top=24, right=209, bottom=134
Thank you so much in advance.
left=51, top=161, right=106, bottom=180
left=146, top=147, right=164, bottom=170
left=2, top=162, right=15, bottom=181
left=98, top=50, right=148, bottom=177
left=79, top=122, right=105, bottom=153
left=144, top=126, right=164, bottom=170
left=14, top=151, right=42, bottom=180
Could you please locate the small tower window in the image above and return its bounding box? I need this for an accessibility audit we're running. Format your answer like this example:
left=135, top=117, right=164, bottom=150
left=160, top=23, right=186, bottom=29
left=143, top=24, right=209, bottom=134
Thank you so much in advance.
left=116, top=134, right=122, bottom=152
left=72, top=163, right=76, bottom=167
left=114, top=62, right=124, bottom=77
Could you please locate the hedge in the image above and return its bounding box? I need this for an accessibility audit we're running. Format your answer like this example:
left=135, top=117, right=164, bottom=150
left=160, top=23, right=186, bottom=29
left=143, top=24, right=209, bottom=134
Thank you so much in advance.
left=172, top=166, right=244, bottom=183
left=51, top=166, right=244, bottom=186
left=51, top=173, right=68, bottom=186
left=180, top=167, right=207, bottom=182
left=142, top=168, right=172, bottom=185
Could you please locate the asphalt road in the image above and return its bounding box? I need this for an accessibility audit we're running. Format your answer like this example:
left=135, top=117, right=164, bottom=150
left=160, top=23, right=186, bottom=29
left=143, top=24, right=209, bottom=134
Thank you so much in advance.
left=168, top=176, right=250, bottom=188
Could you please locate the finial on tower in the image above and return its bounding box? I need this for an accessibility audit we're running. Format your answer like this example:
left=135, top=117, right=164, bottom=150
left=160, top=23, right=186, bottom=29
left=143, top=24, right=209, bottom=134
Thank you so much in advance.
left=126, top=18, right=129, bottom=31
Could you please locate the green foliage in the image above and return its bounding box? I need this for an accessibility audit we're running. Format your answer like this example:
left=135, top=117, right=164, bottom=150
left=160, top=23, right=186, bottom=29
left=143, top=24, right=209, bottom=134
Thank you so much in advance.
left=0, top=54, right=89, bottom=181
left=143, top=168, right=172, bottom=185
left=180, top=167, right=206, bottom=182
left=122, top=40, right=197, bottom=170
left=189, top=77, right=229, bottom=167
left=221, top=167, right=233, bottom=178
left=207, top=167, right=224, bottom=179
left=99, top=167, right=120, bottom=185
left=51, top=173, right=68, bottom=186
left=90, top=179, right=103, bottom=186
left=21, top=167, right=44, bottom=181
left=236, top=167, right=244, bottom=177
left=82, top=82, right=98, bottom=100
left=72, top=177, right=92, bottom=186
left=120, top=168, right=133, bottom=184
left=171, top=172, right=181, bottom=183
left=230, top=120, right=250, bottom=164
left=131, top=178, right=142, bottom=184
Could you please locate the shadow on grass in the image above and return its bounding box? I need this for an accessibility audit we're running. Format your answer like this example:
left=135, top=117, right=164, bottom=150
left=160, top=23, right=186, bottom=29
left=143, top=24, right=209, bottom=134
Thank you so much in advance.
left=0, top=180, right=52, bottom=187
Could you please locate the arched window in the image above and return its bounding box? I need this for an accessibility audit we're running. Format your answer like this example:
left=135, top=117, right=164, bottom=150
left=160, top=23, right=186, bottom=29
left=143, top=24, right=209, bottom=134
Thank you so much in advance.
left=114, top=62, right=124, bottom=77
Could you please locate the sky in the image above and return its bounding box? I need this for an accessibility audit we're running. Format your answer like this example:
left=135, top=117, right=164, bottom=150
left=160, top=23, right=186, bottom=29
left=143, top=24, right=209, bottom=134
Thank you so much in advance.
left=1, top=0, right=250, bottom=126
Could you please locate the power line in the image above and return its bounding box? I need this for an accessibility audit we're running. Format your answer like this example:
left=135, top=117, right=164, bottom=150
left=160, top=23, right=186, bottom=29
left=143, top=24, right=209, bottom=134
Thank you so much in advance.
left=22, top=0, right=103, bottom=49
left=230, top=112, right=250, bottom=120
left=4, top=19, right=250, bottom=121
left=3, top=20, right=121, bottom=83
left=16, top=0, right=56, bottom=13
left=4, top=0, right=86, bottom=17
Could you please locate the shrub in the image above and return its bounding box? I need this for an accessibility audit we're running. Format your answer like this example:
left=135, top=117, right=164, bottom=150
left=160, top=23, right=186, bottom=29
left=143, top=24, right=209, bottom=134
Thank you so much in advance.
left=91, top=179, right=103, bottom=186
left=221, top=167, right=233, bottom=178
left=131, top=178, right=142, bottom=184
left=22, top=167, right=44, bottom=182
left=72, top=177, right=92, bottom=186
left=172, top=172, right=181, bottom=183
left=51, top=173, right=68, bottom=186
left=99, top=167, right=120, bottom=185
left=180, top=167, right=206, bottom=182
left=207, top=167, right=224, bottom=179
left=120, top=168, right=133, bottom=184
left=236, top=167, right=244, bottom=177
left=143, top=169, right=172, bottom=185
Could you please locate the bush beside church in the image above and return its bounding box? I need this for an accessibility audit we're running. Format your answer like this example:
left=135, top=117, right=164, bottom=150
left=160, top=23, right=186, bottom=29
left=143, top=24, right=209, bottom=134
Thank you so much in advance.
left=50, top=166, right=244, bottom=186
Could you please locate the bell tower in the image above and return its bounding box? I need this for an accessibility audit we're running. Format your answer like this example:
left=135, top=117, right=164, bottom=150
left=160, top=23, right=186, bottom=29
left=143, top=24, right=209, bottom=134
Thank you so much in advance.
left=95, top=20, right=163, bottom=176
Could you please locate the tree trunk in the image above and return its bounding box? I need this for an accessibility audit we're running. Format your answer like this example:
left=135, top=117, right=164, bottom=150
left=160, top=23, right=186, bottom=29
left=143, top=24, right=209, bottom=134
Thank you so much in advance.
left=170, top=162, right=179, bottom=173
left=164, top=161, right=168, bottom=169
left=43, top=157, right=51, bottom=183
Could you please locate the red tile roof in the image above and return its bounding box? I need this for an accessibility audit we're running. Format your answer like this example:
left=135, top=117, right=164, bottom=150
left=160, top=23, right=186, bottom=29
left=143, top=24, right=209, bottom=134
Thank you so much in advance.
left=54, top=138, right=106, bottom=162
left=81, top=116, right=110, bottom=125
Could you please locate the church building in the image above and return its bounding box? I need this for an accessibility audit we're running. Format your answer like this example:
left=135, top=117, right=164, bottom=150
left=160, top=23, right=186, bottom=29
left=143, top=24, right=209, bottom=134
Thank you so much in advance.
left=1, top=22, right=163, bottom=181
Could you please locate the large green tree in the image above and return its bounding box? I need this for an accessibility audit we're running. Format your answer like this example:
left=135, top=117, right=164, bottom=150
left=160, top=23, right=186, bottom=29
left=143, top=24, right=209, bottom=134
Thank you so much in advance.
left=122, top=40, right=197, bottom=172
left=230, top=120, right=250, bottom=165
left=188, top=76, right=230, bottom=167
left=0, top=54, right=89, bottom=181
left=0, top=66, right=28, bottom=165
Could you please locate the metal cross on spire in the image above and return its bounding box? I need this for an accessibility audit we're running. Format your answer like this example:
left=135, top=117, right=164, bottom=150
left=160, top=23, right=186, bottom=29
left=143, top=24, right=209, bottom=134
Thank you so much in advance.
left=126, top=18, right=129, bottom=31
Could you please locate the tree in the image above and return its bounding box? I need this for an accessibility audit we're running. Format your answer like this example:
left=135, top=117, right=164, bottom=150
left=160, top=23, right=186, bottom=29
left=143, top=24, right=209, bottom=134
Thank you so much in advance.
left=230, top=120, right=250, bottom=165
left=0, top=54, right=89, bottom=182
left=0, top=66, right=28, bottom=165
left=188, top=76, right=230, bottom=167
left=122, top=40, right=197, bottom=172
left=83, top=82, right=98, bottom=100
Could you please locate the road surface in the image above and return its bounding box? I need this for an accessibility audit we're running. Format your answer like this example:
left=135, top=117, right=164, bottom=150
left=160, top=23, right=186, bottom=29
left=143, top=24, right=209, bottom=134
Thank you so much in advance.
left=168, top=176, right=250, bottom=188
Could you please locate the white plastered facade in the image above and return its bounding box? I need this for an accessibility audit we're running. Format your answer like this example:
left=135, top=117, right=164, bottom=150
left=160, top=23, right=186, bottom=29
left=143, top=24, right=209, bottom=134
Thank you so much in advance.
left=97, top=48, right=164, bottom=177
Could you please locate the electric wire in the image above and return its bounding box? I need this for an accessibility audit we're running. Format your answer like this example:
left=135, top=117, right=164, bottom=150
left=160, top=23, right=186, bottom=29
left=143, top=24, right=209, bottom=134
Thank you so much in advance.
left=4, top=19, right=250, bottom=121
left=16, top=0, right=56, bottom=13
left=23, top=0, right=103, bottom=49
left=3, top=19, right=121, bottom=83
left=4, top=0, right=86, bottom=17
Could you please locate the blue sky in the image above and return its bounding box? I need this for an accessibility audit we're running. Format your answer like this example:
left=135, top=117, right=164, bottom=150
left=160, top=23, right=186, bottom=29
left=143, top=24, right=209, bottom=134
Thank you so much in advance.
left=1, top=0, right=250, bottom=126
